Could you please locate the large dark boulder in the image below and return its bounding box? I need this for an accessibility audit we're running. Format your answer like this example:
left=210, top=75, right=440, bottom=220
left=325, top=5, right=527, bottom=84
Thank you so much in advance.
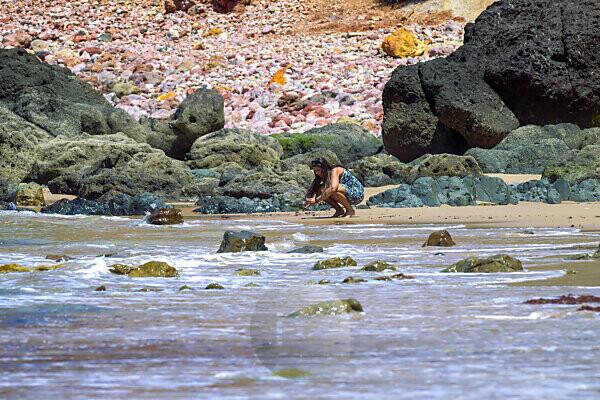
left=0, top=49, right=147, bottom=142
left=382, top=0, right=600, bottom=162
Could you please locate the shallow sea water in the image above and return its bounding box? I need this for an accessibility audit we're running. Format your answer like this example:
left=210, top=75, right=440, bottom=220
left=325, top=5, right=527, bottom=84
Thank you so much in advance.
left=1, top=211, right=600, bottom=399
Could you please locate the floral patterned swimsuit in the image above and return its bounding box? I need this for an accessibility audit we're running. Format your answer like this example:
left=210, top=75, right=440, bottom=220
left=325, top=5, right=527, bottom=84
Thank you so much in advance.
left=339, top=169, right=364, bottom=205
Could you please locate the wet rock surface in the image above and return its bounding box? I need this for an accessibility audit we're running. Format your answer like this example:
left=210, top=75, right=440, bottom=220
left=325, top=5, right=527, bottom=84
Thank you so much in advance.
left=109, top=261, right=179, bottom=278
left=287, top=299, right=364, bottom=317
left=423, top=230, right=456, bottom=247
left=217, top=230, right=268, bottom=253
left=147, top=208, right=184, bottom=225
left=361, top=260, right=397, bottom=272
left=524, top=295, right=600, bottom=305
left=312, top=256, right=358, bottom=270
left=442, top=254, right=523, bottom=273
left=41, top=193, right=166, bottom=216
left=287, top=245, right=324, bottom=254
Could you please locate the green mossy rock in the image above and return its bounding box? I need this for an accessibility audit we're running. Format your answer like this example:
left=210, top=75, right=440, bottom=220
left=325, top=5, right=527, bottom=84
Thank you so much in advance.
left=0, top=264, right=31, bottom=273
left=288, top=299, right=364, bottom=317
left=312, top=256, right=357, bottom=270
left=361, top=260, right=397, bottom=272
left=442, top=254, right=523, bottom=273
left=109, top=261, right=179, bottom=277
left=34, top=263, right=65, bottom=272
left=206, top=283, right=225, bottom=290
left=234, top=268, right=260, bottom=276
left=46, top=254, right=72, bottom=262
left=179, top=285, right=193, bottom=291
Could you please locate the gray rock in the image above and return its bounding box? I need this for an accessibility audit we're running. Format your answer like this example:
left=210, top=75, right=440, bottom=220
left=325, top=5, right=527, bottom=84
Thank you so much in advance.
left=187, top=128, right=283, bottom=170
left=217, top=230, right=268, bottom=253
left=348, top=153, right=409, bottom=187
left=275, top=123, right=383, bottom=164
left=171, top=88, right=225, bottom=144
left=287, top=245, right=324, bottom=254
left=27, top=134, right=199, bottom=201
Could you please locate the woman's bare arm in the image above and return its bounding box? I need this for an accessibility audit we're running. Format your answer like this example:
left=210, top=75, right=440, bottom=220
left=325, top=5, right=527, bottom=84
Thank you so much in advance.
left=316, top=167, right=342, bottom=202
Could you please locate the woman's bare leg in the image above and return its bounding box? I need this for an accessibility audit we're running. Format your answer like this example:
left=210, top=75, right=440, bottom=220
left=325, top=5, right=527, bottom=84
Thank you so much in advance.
left=330, top=192, right=355, bottom=217
left=324, top=198, right=345, bottom=217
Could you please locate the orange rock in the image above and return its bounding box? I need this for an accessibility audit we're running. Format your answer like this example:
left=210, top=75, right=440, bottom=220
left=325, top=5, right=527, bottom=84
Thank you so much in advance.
left=268, top=68, right=287, bottom=87
left=157, top=92, right=177, bottom=101
left=206, top=27, right=223, bottom=37
left=381, top=28, right=427, bottom=58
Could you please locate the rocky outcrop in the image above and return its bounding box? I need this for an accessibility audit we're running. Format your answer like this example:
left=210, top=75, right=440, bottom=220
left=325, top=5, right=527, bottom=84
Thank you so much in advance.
left=367, top=175, right=517, bottom=208
left=41, top=193, right=167, bottom=216
left=0, top=49, right=147, bottom=142
left=466, top=124, right=600, bottom=174
left=382, top=0, right=600, bottom=161
left=187, top=128, right=282, bottom=170
left=0, top=105, right=49, bottom=183
left=27, top=134, right=199, bottom=201
left=274, top=123, right=383, bottom=165
left=442, top=254, right=523, bottom=273
left=217, top=230, right=268, bottom=253
left=145, top=89, right=225, bottom=159
left=361, top=260, right=396, bottom=272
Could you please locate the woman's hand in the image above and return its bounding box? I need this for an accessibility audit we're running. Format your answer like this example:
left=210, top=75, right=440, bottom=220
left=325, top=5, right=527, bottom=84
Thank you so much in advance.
left=304, top=197, right=316, bottom=208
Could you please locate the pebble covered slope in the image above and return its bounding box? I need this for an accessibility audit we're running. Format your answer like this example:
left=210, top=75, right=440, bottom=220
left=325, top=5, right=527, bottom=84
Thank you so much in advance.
left=0, top=0, right=465, bottom=135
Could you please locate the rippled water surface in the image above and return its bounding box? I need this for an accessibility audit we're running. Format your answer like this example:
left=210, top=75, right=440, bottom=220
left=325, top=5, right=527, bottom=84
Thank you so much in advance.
left=1, top=211, right=600, bottom=399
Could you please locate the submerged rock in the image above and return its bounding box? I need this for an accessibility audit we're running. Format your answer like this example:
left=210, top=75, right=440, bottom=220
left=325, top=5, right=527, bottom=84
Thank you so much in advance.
left=46, top=254, right=72, bottom=262
left=109, top=261, right=179, bottom=278
left=287, top=245, right=324, bottom=254
left=312, top=256, right=357, bottom=270
left=374, top=273, right=415, bottom=281
left=524, top=294, right=600, bottom=305
left=341, top=276, right=367, bottom=284
left=179, top=285, right=194, bottom=291
left=147, top=208, right=184, bottom=225
left=234, top=268, right=260, bottom=276
left=217, top=230, right=268, bottom=253
left=287, top=299, right=364, bottom=317
left=361, top=260, right=397, bottom=272
left=423, top=230, right=456, bottom=247
left=0, top=264, right=31, bottom=273
left=442, top=254, right=523, bottom=273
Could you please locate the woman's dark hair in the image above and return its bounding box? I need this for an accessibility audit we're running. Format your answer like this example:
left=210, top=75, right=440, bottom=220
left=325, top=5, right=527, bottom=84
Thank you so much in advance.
left=306, top=158, right=342, bottom=198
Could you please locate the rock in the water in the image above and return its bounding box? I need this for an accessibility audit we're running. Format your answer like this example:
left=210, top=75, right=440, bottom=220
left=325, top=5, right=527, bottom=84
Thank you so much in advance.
left=442, top=254, right=523, bottom=273
left=206, top=282, right=225, bottom=289
left=287, top=245, right=324, bottom=254
left=312, top=256, right=357, bottom=270
left=15, top=183, right=45, bottom=206
left=0, top=49, right=147, bottom=142
left=361, top=260, right=396, bottom=272
left=274, top=123, right=382, bottom=165
left=109, top=261, right=179, bottom=277
left=147, top=208, right=183, bottom=225
left=0, top=263, right=31, bottom=273
left=46, top=254, right=72, bottom=262
left=341, top=276, right=367, bottom=284
left=287, top=299, right=364, bottom=317
left=423, top=230, right=456, bottom=247
left=217, top=230, right=268, bottom=253
left=234, top=268, right=260, bottom=276
left=27, top=134, right=199, bottom=201
left=382, top=0, right=600, bottom=161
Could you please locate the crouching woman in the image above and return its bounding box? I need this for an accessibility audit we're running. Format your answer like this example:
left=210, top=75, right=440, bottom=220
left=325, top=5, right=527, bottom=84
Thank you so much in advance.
left=303, top=158, right=364, bottom=218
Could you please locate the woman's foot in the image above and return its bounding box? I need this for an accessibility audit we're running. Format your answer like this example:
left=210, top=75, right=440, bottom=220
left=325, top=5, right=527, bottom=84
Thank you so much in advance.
left=342, top=209, right=356, bottom=218
left=331, top=209, right=345, bottom=218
